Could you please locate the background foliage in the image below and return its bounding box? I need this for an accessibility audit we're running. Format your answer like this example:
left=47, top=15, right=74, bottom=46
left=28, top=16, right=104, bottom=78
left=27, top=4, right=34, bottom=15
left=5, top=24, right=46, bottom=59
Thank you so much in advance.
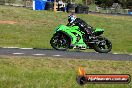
left=1, top=0, right=131, bottom=9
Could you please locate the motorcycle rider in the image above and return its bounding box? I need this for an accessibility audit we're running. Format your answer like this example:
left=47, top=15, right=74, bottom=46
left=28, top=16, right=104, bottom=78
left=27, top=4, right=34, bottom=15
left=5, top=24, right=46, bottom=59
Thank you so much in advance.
left=67, top=13, right=93, bottom=36
left=67, top=13, right=77, bottom=25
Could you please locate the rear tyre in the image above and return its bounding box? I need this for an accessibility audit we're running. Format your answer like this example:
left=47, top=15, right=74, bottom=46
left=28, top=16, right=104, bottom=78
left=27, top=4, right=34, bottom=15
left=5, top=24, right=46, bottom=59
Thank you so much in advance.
left=67, top=3, right=76, bottom=13
left=50, top=33, right=70, bottom=51
left=93, top=37, right=112, bottom=53
left=45, top=2, right=54, bottom=10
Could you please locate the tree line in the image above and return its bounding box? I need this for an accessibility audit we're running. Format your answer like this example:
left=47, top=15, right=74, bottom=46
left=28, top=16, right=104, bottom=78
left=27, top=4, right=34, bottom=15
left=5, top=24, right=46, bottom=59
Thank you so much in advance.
left=1, top=0, right=132, bottom=8
left=95, top=0, right=132, bottom=8
left=63, top=0, right=131, bottom=8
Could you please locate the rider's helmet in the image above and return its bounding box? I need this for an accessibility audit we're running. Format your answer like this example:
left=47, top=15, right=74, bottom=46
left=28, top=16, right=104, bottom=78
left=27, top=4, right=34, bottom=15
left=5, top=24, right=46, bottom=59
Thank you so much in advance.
left=68, top=13, right=77, bottom=23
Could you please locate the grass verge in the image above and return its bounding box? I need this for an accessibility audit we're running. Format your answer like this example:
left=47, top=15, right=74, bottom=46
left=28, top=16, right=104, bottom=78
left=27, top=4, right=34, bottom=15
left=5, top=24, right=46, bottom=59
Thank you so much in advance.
left=0, top=56, right=132, bottom=88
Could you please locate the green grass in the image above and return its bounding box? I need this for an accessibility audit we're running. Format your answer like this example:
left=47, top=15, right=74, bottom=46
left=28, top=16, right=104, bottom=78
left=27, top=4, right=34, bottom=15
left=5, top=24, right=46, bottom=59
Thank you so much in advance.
left=0, top=5, right=132, bottom=54
left=0, top=56, right=132, bottom=88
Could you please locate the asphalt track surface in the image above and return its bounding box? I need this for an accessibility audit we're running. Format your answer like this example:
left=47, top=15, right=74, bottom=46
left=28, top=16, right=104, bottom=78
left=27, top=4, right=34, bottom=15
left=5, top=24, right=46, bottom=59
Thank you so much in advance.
left=0, top=48, right=132, bottom=61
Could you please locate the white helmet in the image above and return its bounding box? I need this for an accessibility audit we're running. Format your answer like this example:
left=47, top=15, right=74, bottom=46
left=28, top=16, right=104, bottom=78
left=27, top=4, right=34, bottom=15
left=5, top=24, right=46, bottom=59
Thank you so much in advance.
left=68, top=13, right=77, bottom=23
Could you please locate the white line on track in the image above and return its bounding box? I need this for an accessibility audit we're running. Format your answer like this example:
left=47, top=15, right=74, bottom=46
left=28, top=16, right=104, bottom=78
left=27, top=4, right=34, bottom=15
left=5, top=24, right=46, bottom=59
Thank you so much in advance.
left=113, top=53, right=119, bottom=55
left=20, top=48, right=33, bottom=49
left=13, top=53, right=24, bottom=55
left=3, top=47, right=19, bottom=48
left=53, top=55, right=61, bottom=57
left=33, top=54, right=45, bottom=56
left=129, top=54, right=132, bottom=56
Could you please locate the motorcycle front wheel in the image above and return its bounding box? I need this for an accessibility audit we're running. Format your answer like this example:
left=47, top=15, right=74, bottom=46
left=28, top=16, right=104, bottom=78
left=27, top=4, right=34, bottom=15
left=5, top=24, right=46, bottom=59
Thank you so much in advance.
left=50, top=33, right=70, bottom=51
left=93, top=36, right=112, bottom=53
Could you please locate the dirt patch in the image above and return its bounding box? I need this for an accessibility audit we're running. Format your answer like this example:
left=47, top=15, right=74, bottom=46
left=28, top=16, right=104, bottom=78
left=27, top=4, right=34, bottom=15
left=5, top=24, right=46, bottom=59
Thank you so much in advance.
left=0, top=21, right=17, bottom=24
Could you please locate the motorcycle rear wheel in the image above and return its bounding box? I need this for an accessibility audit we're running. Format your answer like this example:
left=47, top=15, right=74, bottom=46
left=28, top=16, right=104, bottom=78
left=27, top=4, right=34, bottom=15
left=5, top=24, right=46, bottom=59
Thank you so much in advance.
left=93, top=37, right=112, bottom=53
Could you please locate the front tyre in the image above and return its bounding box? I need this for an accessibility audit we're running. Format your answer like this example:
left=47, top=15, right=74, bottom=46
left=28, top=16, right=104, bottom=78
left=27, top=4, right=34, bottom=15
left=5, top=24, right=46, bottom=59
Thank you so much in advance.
left=93, top=37, right=112, bottom=53
left=50, top=33, right=70, bottom=51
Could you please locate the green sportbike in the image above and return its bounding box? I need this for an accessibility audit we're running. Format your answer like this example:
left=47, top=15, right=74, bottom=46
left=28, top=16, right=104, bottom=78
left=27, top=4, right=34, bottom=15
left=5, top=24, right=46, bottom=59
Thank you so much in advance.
left=50, top=19, right=112, bottom=53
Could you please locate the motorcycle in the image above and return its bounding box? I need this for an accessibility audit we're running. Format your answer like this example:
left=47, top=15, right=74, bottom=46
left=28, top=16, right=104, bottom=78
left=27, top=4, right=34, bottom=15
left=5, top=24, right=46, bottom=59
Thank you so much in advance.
left=50, top=22, right=112, bottom=53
